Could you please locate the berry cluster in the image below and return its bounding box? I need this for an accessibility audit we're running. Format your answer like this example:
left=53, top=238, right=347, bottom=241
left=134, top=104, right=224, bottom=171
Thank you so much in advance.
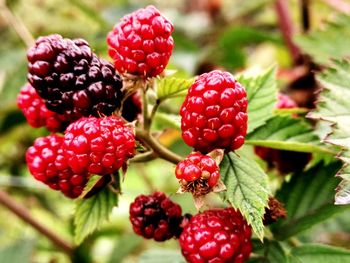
left=17, top=83, right=69, bottom=132
left=17, top=5, right=255, bottom=262
left=129, top=192, right=184, bottom=241
left=180, top=208, right=252, bottom=263
left=107, top=5, right=174, bottom=78
left=175, top=152, right=220, bottom=196
left=180, top=70, right=248, bottom=153
left=27, top=34, right=123, bottom=121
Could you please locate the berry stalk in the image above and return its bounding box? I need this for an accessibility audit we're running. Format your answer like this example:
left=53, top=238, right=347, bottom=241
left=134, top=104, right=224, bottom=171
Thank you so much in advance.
left=0, top=189, right=74, bottom=255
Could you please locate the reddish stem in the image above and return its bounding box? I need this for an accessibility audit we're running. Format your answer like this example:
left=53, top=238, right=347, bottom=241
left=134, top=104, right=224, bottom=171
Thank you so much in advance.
left=0, top=189, right=74, bottom=255
left=275, top=0, right=302, bottom=64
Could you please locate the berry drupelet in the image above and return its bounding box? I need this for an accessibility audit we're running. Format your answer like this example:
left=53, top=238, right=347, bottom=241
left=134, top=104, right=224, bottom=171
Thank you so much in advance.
left=62, top=116, right=135, bottom=175
left=129, top=192, right=184, bottom=241
left=180, top=70, right=248, bottom=153
left=175, top=152, right=220, bottom=197
left=179, top=208, right=252, bottom=263
left=17, top=83, right=69, bottom=132
left=107, top=5, right=174, bottom=78
left=27, top=34, right=123, bottom=121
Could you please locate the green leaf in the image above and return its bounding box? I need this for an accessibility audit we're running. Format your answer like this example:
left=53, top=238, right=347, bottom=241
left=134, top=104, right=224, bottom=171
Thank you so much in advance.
left=139, top=249, right=185, bottom=263
left=246, top=116, right=334, bottom=154
left=308, top=60, right=350, bottom=204
left=220, top=153, right=270, bottom=240
left=289, top=244, right=350, bottom=263
left=271, top=162, right=350, bottom=240
left=156, top=77, right=194, bottom=100
left=0, top=239, right=34, bottom=263
left=295, top=15, right=350, bottom=65
left=237, top=67, right=277, bottom=134
left=74, top=187, right=118, bottom=244
left=247, top=239, right=287, bottom=263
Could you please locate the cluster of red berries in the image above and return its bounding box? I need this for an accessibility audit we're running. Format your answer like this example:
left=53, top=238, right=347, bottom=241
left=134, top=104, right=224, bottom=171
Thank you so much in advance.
left=129, top=193, right=252, bottom=263
left=18, top=4, right=253, bottom=262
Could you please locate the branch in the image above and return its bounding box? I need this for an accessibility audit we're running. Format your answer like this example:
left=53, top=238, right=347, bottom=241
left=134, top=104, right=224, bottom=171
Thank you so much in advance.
left=0, top=189, right=74, bottom=255
left=275, top=0, right=302, bottom=64
left=136, top=128, right=183, bottom=164
left=0, top=1, right=34, bottom=48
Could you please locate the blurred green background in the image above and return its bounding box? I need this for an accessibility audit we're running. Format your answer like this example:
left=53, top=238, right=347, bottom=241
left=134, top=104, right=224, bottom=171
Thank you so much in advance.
left=1, top=0, right=350, bottom=262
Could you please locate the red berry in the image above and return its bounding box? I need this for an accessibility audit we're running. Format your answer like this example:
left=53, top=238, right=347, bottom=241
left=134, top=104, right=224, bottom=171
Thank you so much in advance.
left=276, top=93, right=297, bottom=109
left=27, top=34, right=123, bottom=121
left=26, top=134, right=89, bottom=198
left=179, top=208, right=252, bottom=263
left=175, top=152, right=220, bottom=196
left=255, top=93, right=311, bottom=174
left=17, top=83, right=69, bottom=132
left=180, top=70, right=248, bottom=153
left=107, top=5, right=174, bottom=78
left=62, top=116, right=135, bottom=175
left=129, top=192, right=183, bottom=241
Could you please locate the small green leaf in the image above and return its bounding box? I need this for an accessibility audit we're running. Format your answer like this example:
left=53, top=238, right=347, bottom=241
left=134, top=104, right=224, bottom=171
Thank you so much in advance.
left=237, top=67, right=277, bottom=134
left=289, top=244, right=350, bottom=263
left=220, top=153, right=270, bottom=240
left=308, top=60, right=350, bottom=204
left=246, top=116, right=334, bottom=154
left=295, top=15, right=350, bottom=65
left=271, top=162, right=350, bottom=240
left=156, top=77, right=194, bottom=100
left=247, top=239, right=287, bottom=263
left=74, top=187, right=118, bottom=244
left=139, top=249, right=185, bottom=263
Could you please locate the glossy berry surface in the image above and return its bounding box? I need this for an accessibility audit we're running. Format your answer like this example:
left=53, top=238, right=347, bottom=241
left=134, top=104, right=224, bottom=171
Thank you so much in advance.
left=62, top=116, right=135, bottom=175
left=17, top=83, right=69, bottom=132
left=107, top=5, right=174, bottom=78
left=180, top=70, right=248, bottom=153
left=175, top=152, right=220, bottom=196
left=255, top=93, right=310, bottom=174
left=179, top=208, right=252, bottom=263
left=27, top=34, right=123, bottom=121
left=129, top=192, right=183, bottom=241
left=26, top=134, right=89, bottom=198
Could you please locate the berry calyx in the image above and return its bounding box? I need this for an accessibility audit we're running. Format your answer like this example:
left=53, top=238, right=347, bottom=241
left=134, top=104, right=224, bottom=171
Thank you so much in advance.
left=27, top=34, right=123, bottom=121
left=62, top=116, right=135, bottom=175
left=17, top=83, right=69, bottom=132
left=180, top=70, right=248, bottom=153
left=129, top=192, right=183, bottom=241
left=179, top=208, right=252, bottom=263
left=175, top=152, right=220, bottom=197
left=107, top=5, right=174, bottom=78
left=26, top=134, right=89, bottom=198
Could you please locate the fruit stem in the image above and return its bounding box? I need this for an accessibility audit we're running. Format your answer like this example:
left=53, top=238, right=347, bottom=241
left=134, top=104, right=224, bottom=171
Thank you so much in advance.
left=130, top=151, right=157, bottom=163
left=0, top=189, right=74, bottom=255
left=135, top=128, right=183, bottom=164
left=149, top=99, right=161, bottom=126
left=142, top=85, right=151, bottom=131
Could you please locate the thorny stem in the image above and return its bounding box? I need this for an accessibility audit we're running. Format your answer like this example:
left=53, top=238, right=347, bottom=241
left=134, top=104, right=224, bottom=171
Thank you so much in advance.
left=0, top=0, right=34, bottom=48
left=275, top=0, right=301, bottom=64
left=136, top=128, right=183, bottom=165
left=0, top=189, right=74, bottom=255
